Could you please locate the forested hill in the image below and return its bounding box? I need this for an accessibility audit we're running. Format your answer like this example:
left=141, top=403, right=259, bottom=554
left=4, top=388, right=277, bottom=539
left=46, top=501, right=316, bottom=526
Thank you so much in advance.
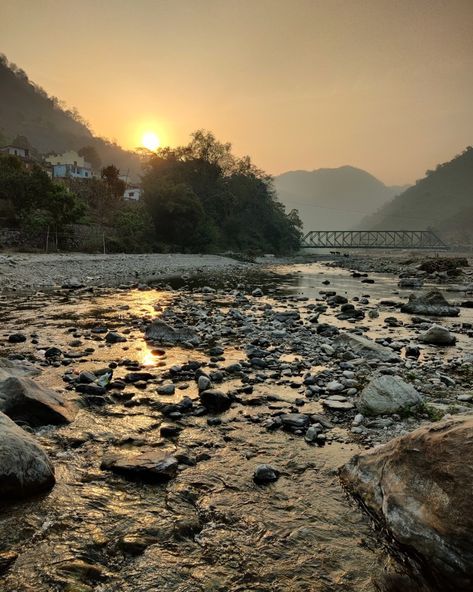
left=0, top=55, right=141, bottom=179
left=274, top=166, right=406, bottom=231
left=360, top=147, right=473, bottom=243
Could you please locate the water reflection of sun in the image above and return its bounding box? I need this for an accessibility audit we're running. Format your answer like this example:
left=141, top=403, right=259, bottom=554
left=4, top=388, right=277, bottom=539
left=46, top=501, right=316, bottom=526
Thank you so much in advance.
left=142, top=349, right=157, bottom=367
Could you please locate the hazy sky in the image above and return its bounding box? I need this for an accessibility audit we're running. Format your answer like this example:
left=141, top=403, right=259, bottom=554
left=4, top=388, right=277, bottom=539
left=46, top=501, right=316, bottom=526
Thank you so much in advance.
left=1, top=0, right=473, bottom=184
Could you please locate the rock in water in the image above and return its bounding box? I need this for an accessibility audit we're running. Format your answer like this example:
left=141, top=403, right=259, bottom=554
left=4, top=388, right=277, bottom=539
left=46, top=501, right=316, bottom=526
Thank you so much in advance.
left=419, top=324, right=456, bottom=346
left=0, top=376, right=74, bottom=426
left=145, top=318, right=198, bottom=345
left=340, top=416, right=473, bottom=591
left=335, top=332, right=400, bottom=362
left=101, top=451, right=178, bottom=482
left=400, top=290, right=460, bottom=317
left=357, top=375, right=422, bottom=416
left=0, top=411, right=55, bottom=498
left=199, top=389, right=231, bottom=412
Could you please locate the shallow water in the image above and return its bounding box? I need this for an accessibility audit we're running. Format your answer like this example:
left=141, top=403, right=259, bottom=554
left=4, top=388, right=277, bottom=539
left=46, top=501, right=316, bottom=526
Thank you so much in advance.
left=0, top=262, right=470, bottom=591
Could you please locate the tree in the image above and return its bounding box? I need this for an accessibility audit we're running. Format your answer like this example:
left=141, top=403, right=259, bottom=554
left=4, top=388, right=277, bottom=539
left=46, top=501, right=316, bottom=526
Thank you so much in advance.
left=101, top=165, right=126, bottom=199
left=142, top=130, right=302, bottom=253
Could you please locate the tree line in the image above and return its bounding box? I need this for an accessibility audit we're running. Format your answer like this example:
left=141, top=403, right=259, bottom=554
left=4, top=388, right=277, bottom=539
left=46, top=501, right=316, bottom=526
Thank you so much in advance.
left=0, top=130, right=302, bottom=254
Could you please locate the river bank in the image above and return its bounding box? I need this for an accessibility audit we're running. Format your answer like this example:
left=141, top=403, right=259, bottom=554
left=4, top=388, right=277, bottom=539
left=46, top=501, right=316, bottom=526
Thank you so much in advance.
left=0, top=258, right=472, bottom=590
left=0, top=252, right=250, bottom=293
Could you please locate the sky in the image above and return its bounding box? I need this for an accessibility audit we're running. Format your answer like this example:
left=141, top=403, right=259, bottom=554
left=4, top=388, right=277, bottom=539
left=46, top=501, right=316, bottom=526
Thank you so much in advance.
left=1, top=0, right=473, bottom=185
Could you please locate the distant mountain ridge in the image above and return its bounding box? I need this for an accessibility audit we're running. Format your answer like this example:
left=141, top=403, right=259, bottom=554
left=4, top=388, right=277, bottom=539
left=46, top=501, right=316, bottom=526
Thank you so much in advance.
left=0, top=55, right=141, bottom=180
left=359, top=147, right=473, bottom=244
left=274, top=165, right=407, bottom=231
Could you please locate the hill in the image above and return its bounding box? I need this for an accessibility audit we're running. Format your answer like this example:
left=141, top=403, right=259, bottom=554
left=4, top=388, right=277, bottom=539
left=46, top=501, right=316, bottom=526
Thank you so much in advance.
left=0, top=55, right=141, bottom=181
left=273, top=166, right=406, bottom=231
left=360, top=147, right=473, bottom=244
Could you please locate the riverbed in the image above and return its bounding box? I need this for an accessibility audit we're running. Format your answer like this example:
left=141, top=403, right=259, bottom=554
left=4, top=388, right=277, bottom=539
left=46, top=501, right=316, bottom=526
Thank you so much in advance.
left=0, top=260, right=472, bottom=591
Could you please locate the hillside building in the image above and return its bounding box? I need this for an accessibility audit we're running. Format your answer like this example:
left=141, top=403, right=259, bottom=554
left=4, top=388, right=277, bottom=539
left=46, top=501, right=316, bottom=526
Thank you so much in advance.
left=46, top=150, right=93, bottom=179
left=123, top=187, right=142, bottom=201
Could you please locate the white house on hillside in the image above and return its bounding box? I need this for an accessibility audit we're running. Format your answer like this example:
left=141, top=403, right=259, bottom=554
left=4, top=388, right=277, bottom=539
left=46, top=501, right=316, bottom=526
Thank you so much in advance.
left=46, top=150, right=93, bottom=179
left=0, top=144, right=30, bottom=158
left=123, top=187, right=142, bottom=201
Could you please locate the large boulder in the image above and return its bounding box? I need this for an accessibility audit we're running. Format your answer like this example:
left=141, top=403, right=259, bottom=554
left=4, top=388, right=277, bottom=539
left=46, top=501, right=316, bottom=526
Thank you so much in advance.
left=0, top=411, right=55, bottom=498
left=0, top=358, right=40, bottom=382
left=335, top=332, right=400, bottom=363
left=420, top=324, right=456, bottom=346
left=340, top=416, right=473, bottom=591
left=0, top=376, right=75, bottom=426
left=145, top=318, right=198, bottom=345
left=400, top=290, right=460, bottom=317
left=357, top=375, right=422, bottom=416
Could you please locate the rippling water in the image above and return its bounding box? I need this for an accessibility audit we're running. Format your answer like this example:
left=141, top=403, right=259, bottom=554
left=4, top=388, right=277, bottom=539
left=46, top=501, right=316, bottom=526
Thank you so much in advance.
left=0, top=262, right=470, bottom=591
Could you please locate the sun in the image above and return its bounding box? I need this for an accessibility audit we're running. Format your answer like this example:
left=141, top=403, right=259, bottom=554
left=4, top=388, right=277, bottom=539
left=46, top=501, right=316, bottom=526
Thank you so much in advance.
left=142, top=131, right=160, bottom=151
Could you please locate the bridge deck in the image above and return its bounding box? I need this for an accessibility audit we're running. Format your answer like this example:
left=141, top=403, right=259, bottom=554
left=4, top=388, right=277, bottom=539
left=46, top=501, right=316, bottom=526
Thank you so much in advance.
left=301, top=230, right=448, bottom=250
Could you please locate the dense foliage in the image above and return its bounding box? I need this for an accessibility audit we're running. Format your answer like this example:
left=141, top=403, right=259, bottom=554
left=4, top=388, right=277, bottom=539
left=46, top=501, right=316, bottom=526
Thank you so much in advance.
left=361, top=146, right=473, bottom=244
left=0, top=153, right=85, bottom=235
left=142, top=131, right=302, bottom=253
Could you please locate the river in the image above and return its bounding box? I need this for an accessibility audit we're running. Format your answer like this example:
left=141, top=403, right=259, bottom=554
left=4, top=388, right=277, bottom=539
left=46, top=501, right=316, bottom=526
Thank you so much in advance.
left=0, top=261, right=471, bottom=591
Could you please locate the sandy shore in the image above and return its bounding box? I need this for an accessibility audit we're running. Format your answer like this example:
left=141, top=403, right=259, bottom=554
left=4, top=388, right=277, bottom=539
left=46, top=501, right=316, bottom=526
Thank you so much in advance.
left=0, top=252, right=248, bottom=292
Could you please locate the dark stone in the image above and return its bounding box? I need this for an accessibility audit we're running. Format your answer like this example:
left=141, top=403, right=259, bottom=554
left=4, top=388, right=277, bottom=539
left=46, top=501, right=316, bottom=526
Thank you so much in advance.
left=8, top=334, right=26, bottom=344
left=199, top=389, right=231, bottom=412
left=101, top=451, right=179, bottom=482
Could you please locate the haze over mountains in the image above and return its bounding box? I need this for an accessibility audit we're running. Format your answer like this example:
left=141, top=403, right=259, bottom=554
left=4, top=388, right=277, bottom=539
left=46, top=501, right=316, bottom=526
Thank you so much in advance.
left=274, top=167, right=408, bottom=231
left=359, top=147, right=473, bottom=244
left=0, top=55, right=141, bottom=180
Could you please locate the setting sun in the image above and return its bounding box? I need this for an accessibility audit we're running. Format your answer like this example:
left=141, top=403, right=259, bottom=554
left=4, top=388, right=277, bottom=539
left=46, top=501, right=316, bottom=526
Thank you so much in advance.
left=142, top=131, right=160, bottom=151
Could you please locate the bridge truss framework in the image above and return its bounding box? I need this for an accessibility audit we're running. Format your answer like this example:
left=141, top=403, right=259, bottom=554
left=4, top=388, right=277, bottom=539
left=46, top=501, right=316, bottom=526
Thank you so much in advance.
left=300, top=230, right=448, bottom=250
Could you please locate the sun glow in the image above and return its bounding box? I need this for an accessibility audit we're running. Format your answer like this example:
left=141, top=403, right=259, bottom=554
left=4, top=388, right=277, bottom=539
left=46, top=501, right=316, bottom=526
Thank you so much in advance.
left=142, top=131, right=160, bottom=151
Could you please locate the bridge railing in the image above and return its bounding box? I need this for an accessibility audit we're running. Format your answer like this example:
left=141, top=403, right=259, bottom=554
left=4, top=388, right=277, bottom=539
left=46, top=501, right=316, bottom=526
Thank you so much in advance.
left=300, top=230, right=448, bottom=250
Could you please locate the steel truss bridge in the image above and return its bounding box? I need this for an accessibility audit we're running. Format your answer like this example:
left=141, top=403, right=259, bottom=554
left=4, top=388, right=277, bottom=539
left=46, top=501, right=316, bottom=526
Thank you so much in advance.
left=300, top=230, right=448, bottom=250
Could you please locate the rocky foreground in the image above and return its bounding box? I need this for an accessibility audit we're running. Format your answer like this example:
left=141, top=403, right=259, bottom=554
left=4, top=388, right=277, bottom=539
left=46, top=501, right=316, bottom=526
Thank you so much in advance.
left=0, top=256, right=472, bottom=590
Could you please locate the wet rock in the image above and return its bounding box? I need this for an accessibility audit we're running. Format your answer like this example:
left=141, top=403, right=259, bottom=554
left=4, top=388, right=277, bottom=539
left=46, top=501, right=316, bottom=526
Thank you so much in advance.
left=125, top=372, right=155, bottom=383
left=75, top=383, right=107, bottom=396
left=357, top=375, right=422, bottom=416
left=322, top=398, right=355, bottom=411
left=7, top=333, right=27, bottom=343
left=197, top=375, right=212, bottom=392
left=199, top=389, right=231, bottom=412
left=336, top=332, right=400, bottom=362
left=45, top=347, right=63, bottom=359
left=280, top=413, right=310, bottom=431
left=101, top=451, right=179, bottom=482
left=0, top=359, right=40, bottom=381
left=398, top=277, right=423, bottom=289
left=105, top=332, right=127, bottom=343
left=61, top=277, right=84, bottom=290
left=0, top=376, right=75, bottom=425
left=304, top=425, right=323, bottom=442
left=400, top=290, right=460, bottom=317
left=0, top=550, right=18, bottom=575
left=253, top=464, right=279, bottom=484
left=419, top=324, right=456, bottom=346
left=157, top=383, right=175, bottom=395
left=0, top=411, right=55, bottom=498
left=405, top=345, right=421, bottom=358
left=56, top=559, right=106, bottom=584
left=340, top=416, right=473, bottom=591
left=145, top=318, right=198, bottom=345
left=160, top=424, right=182, bottom=438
